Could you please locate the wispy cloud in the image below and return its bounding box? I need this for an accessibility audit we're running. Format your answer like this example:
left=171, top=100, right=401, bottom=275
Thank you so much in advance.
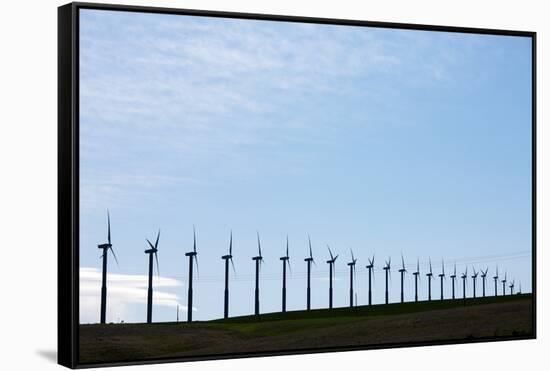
left=79, top=267, right=195, bottom=324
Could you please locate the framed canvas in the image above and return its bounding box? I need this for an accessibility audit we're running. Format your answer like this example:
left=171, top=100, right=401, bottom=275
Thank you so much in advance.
left=58, top=2, right=536, bottom=368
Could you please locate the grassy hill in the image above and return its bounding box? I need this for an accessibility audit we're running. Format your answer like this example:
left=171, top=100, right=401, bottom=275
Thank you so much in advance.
left=80, top=294, right=533, bottom=365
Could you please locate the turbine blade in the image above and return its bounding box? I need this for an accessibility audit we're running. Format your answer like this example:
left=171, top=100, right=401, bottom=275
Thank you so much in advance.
left=193, top=225, right=197, bottom=253
left=401, top=253, right=405, bottom=270
left=308, top=234, right=313, bottom=259
left=107, top=210, right=111, bottom=245
left=327, top=245, right=334, bottom=260
left=230, top=257, right=236, bottom=276
left=155, top=229, right=160, bottom=249
left=257, top=231, right=262, bottom=257
left=146, top=239, right=155, bottom=250
left=109, top=247, right=119, bottom=267
left=155, top=252, right=160, bottom=277
left=287, top=259, right=292, bottom=275
left=194, top=255, right=199, bottom=276
left=286, top=235, right=289, bottom=258
left=229, top=230, right=233, bottom=255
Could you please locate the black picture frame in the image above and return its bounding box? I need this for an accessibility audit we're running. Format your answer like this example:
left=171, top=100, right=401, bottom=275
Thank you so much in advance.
left=58, top=2, right=537, bottom=368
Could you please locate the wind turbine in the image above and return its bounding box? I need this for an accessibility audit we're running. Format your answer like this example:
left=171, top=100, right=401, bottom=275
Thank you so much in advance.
left=383, top=258, right=391, bottom=304
left=509, top=279, right=515, bottom=295
left=426, top=258, right=434, bottom=301
left=145, top=230, right=160, bottom=323
left=221, top=231, right=236, bottom=319
left=501, top=271, right=507, bottom=297
left=412, top=258, right=420, bottom=302
left=176, top=304, right=179, bottom=323
left=493, top=265, right=499, bottom=296
left=304, top=235, right=315, bottom=310
left=461, top=267, right=468, bottom=300
left=398, top=254, right=407, bottom=303
left=366, top=255, right=375, bottom=305
left=97, top=210, right=119, bottom=324
left=480, top=267, right=489, bottom=297
left=252, top=231, right=264, bottom=316
left=280, top=236, right=291, bottom=312
left=471, top=267, right=479, bottom=299
left=185, top=226, right=199, bottom=322
left=326, top=246, right=339, bottom=309
left=450, top=262, right=457, bottom=299
left=348, top=249, right=357, bottom=307
left=518, top=281, right=522, bottom=294
left=438, top=259, right=446, bottom=300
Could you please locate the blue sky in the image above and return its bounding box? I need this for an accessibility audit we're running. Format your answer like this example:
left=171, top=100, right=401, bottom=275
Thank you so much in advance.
left=79, top=9, right=532, bottom=324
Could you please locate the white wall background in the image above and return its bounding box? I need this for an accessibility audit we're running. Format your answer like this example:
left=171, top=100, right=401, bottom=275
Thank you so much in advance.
left=0, top=0, right=546, bottom=370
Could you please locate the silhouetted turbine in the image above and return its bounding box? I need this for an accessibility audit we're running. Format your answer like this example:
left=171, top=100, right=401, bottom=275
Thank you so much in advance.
left=97, top=210, right=119, bottom=324
left=426, top=258, right=433, bottom=301
left=366, top=255, right=375, bottom=305
left=480, top=267, right=489, bottom=297
left=412, top=258, right=420, bottom=302
left=280, top=236, right=291, bottom=312
left=493, top=265, right=499, bottom=296
left=450, top=263, right=457, bottom=299
left=347, top=249, right=357, bottom=307
left=304, top=235, right=315, bottom=310
left=438, top=259, right=446, bottom=300
left=471, top=267, right=479, bottom=299
left=383, top=258, right=391, bottom=304
left=326, top=246, right=339, bottom=309
left=185, top=226, right=199, bottom=322
left=398, top=254, right=407, bottom=303
left=461, top=267, right=468, bottom=300
left=221, top=230, right=236, bottom=319
left=145, top=230, right=160, bottom=323
left=252, top=231, right=264, bottom=316
left=509, top=279, right=515, bottom=295
left=501, top=271, right=507, bottom=296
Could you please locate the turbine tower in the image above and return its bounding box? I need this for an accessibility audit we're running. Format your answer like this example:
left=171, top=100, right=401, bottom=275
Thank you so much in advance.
left=480, top=267, right=489, bottom=297
left=383, top=258, right=391, bottom=304
left=326, top=246, right=339, bottom=309
left=412, top=258, right=420, bottom=302
left=366, top=255, right=375, bottom=305
left=221, top=231, right=236, bottom=319
left=398, top=254, right=407, bottom=303
left=304, top=235, right=315, bottom=310
left=426, top=258, right=433, bottom=301
left=347, top=249, right=357, bottom=307
left=471, top=267, right=478, bottom=299
left=97, top=211, right=119, bottom=324
left=509, top=279, right=515, bottom=295
left=493, top=265, right=499, bottom=296
left=280, top=236, right=291, bottom=312
left=438, top=259, right=445, bottom=300
left=450, top=263, right=457, bottom=299
left=252, top=231, right=264, bottom=316
left=185, top=226, right=199, bottom=322
left=144, top=230, right=160, bottom=323
left=501, top=271, right=507, bottom=297
left=461, top=267, right=468, bottom=300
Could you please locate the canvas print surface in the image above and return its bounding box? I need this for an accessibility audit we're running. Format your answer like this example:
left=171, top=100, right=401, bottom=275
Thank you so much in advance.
left=78, top=8, right=533, bottom=365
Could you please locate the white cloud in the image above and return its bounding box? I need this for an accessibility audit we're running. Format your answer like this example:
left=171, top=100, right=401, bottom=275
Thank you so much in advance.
left=79, top=267, right=196, bottom=324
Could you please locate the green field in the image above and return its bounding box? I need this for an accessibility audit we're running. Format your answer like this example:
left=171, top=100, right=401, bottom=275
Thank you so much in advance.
left=80, top=294, right=533, bottom=364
